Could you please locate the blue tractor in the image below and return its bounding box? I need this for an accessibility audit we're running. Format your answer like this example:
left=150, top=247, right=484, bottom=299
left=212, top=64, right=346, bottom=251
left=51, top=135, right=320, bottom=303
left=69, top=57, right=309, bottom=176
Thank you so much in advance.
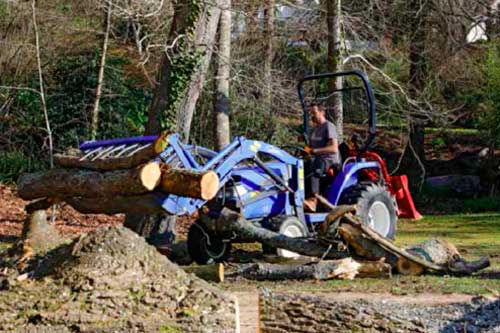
left=78, top=70, right=420, bottom=264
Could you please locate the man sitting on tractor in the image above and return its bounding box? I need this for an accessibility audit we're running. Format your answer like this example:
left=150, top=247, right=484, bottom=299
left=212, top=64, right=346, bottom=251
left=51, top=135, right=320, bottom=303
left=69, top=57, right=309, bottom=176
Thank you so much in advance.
left=303, top=103, right=340, bottom=212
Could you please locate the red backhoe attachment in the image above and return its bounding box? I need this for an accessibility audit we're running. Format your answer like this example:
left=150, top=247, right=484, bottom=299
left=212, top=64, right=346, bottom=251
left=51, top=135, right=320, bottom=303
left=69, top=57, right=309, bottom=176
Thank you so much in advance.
left=362, top=152, right=422, bottom=220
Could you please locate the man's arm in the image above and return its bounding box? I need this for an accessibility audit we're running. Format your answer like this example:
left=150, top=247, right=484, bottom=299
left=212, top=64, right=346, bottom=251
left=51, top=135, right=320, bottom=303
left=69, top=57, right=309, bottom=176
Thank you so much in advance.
left=312, top=138, right=338, bottom=155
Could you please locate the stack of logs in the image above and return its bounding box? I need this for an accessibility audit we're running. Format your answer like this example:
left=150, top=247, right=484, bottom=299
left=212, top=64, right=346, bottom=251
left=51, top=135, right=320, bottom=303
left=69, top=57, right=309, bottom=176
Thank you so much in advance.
left=18, top=133, right=220, bottom=215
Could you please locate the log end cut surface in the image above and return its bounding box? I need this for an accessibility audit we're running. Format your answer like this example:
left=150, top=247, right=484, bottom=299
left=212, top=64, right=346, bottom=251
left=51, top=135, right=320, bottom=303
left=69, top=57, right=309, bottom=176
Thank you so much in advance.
left=139, top=162, right=162, bottom=190
left=200, top=171, right=219, bottom=200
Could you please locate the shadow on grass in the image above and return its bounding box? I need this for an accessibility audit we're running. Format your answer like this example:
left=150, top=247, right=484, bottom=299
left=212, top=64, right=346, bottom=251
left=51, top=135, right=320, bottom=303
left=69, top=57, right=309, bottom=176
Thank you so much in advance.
left=478, top=270, right=500, bottom=280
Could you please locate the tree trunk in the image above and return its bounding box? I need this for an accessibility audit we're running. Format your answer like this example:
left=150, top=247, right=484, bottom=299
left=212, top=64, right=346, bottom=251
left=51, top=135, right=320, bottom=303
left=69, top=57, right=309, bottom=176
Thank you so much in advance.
left=175, top=1, right=222, bottom=143
left=145, top=0, right=195, bottom=135
left=21, top=210, right=65, bottom=255
left=90, top=2, right=111, bottom=140
left=260, top=291, right=427, bottom=333
left=235, top=258, right=391, bottom=281
left=201, top=208, right=349, bottom=259
left=263, top=0, right=275, bottom=140
left=54, top=132, right=169, bottom=171
left=400, top=0, right=428, bottom=188
left=326, top=0, right=343, bottom=141
left=213, top=0, right=231, bottom=150
left=18, top=162, right=162, bottom=200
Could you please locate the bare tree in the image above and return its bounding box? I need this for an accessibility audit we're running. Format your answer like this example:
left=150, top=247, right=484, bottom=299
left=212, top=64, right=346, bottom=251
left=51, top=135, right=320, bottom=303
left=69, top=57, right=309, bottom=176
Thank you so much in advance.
left=399, top=0, right=430, bottom=186
left=31, top=0, right=53, bottom=168
left=326, top=0, right=344, bottom=141
left=263, top=0, right=275, bottom=139
left=214, top=0, right=231, bottom=150
left=90, top=2, right=112, bottom=140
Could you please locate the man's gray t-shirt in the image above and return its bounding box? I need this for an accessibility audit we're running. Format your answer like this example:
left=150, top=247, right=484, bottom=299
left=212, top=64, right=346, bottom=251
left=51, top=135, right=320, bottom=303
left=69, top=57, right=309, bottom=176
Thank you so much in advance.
left=310, top=121, right=340, bottom=165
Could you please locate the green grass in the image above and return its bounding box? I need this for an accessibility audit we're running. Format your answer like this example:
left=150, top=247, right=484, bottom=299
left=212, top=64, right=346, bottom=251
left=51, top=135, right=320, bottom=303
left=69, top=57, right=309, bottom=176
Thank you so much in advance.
left=397, top=214, right=500, bottom=262
left=224, top=213, right=500, bottom=295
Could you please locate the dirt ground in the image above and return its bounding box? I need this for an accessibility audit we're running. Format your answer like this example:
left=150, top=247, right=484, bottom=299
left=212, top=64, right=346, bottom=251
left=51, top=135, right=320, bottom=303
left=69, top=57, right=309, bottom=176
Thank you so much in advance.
left=1, top=183, right=499, bottom=332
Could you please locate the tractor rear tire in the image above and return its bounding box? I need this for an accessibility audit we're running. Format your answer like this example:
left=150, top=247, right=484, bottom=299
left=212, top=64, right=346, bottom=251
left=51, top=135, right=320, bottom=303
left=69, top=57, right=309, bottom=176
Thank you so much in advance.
left=124, top=213, right=176, bottom=247
left=262, top=216, right=308, bottom=259
left=187, top=219, right=232, bottom=264
left=339, top=183, right=397, bottom=239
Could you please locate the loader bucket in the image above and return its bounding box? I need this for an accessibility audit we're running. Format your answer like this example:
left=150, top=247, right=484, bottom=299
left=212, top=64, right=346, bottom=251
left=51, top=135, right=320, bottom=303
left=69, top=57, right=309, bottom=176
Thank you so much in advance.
left=390, top=175, right=423, bottom=220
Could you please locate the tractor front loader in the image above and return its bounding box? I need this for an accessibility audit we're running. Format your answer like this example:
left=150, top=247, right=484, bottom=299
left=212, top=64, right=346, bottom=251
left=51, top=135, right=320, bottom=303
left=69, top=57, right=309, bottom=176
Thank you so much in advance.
left=77, top=70, right=421, bottom=264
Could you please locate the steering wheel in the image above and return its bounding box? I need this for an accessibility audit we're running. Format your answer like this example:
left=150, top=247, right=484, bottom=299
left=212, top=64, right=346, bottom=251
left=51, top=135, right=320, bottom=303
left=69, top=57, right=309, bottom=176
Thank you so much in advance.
left=281, top=145, right=330, bottom=180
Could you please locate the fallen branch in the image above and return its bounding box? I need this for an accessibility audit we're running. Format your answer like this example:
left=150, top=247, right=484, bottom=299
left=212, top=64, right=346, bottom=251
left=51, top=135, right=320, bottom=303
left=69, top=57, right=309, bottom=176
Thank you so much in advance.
left=234, top=258, right=391, bottom=281
left=202, top=208, right=349, bottom=259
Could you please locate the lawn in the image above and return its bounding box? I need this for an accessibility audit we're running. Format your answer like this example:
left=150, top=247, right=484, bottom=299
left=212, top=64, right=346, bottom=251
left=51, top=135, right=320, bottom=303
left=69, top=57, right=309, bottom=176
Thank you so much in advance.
left=225, top=213, right=500, bottom=295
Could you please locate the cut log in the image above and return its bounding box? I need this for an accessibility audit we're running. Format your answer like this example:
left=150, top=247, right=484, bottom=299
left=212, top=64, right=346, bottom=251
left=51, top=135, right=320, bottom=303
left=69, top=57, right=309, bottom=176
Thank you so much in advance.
left=182, top=263, right=224, bottom=283
left=234, top=258, right=391, bottom=281
left=403, top=238, right=490, bottom=276
left=160, top=167, right=219, bottom=200
left=337, top=223, right=399, bottom=266
left=54, top=132, right=170, bottom=171
left=63, top=194, right=165, bottom=215
left=18, top=162, right=161, bottom=200
left=339, top=214, right=490, bottom=276
left=201, top=208, right=349, bottom=259
left=260, top=291, right=427, bottom=333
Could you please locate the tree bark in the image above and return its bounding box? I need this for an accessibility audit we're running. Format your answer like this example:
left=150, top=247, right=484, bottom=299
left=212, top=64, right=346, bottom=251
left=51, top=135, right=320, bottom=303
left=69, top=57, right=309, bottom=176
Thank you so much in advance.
left=160, top=167, right=219, bottom=200
left=145, top=0, right=194, bottom=135
left=201, top=208, right=349, bottom=259
left=260, top=291, right=426, bottom=333
left=18, top=162, right=162, bottom=200
left=326, top=0, right=344, bottom=141
left=213, top=0, right=231, bottom=150
left=175, top=1, right=222, bottom=143
left=63, top=194, right=165, bottom=215
left=90, top=2, right=111, bottom=140
left=54, top=132, right=170, bottom=171
left=235, top=258, right=391, bottom=281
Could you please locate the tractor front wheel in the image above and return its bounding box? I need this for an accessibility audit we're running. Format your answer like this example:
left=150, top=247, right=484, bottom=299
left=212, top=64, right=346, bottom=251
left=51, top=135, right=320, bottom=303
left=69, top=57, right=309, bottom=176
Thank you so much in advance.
left=339, top=183, right=397, bottom=239
left=262, top=216, right=308, bottom=259
left=187, top=220, right=232, bottom=264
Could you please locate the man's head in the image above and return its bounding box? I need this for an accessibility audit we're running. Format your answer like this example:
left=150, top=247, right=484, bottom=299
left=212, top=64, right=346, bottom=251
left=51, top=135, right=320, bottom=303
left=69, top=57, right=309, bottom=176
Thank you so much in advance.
left=308, top=103, right=326, bottom=125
